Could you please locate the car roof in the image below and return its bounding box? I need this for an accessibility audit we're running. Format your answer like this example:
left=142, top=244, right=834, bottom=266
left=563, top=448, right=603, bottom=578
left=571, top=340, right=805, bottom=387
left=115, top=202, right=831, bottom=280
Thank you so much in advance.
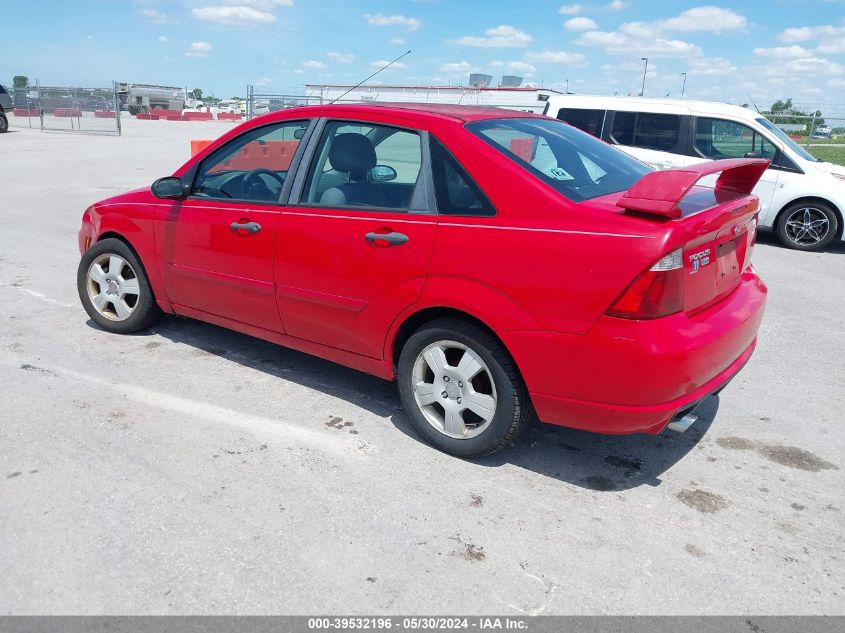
left=267, top=102, right=545, bottom=124
left=544, top=94, right=762, bottom=121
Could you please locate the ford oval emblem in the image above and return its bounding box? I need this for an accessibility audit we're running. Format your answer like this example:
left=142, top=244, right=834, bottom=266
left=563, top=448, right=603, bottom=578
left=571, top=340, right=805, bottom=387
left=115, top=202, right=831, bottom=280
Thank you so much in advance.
left=734, top=225, right=741, bottom=236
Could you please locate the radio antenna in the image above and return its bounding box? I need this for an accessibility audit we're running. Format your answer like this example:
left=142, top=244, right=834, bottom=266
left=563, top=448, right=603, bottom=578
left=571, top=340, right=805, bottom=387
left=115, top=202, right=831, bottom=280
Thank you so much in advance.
left=746, top=92, right=761, bottom=113
left=329, top=50, right=412, bottom=104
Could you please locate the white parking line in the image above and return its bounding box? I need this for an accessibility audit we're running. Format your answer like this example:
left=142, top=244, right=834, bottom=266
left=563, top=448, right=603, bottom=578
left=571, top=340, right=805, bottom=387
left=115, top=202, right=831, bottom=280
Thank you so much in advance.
left=4, top=285, right=76, bottom=309
left=4, top=357, right=362, bottom=458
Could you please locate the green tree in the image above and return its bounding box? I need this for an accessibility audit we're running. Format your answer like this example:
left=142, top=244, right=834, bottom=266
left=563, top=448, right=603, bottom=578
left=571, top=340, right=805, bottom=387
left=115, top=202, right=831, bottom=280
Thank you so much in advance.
left=190, top=88, right=203, bottom=100
left=12, top=75, right=29, bottom=90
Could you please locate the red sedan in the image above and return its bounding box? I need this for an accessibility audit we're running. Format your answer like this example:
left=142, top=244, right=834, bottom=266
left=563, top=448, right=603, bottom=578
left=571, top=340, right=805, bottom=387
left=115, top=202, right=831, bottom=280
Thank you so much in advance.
left=76, top=104, right=767, bottom=457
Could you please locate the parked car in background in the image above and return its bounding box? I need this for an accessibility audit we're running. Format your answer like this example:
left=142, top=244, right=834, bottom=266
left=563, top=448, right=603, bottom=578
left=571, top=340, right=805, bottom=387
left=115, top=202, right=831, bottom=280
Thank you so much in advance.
left=812, top=125, right=832, bottom=139
left=76, top=104, right=767, bottom=457
left=545, top=95, right=845, bottom=251
left=0, top=84, right=12, bottom=133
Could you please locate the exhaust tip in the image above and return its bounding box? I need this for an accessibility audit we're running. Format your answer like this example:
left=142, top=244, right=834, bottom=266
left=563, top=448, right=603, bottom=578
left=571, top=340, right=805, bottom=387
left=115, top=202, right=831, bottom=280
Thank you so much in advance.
left=667, top=413, right=698, bottom=433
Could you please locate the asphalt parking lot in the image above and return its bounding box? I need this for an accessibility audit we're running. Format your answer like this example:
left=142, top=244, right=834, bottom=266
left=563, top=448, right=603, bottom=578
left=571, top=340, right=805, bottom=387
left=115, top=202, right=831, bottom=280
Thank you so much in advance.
left=1, top=118, right=843, bottom=615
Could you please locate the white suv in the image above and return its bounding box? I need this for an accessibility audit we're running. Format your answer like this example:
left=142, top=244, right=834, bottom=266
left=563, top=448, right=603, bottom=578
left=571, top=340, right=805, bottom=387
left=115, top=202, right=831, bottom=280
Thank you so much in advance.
left=544, top=95, right=845, bottom=251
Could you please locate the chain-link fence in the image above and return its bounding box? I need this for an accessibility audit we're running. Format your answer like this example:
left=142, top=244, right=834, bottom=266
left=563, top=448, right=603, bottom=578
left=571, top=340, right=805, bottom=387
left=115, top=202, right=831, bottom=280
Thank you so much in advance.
left=764, top=112, right=845, bottom=167
left=244, top=85, right=549, bottom=121
left=7, top=81, right=121, bottom=135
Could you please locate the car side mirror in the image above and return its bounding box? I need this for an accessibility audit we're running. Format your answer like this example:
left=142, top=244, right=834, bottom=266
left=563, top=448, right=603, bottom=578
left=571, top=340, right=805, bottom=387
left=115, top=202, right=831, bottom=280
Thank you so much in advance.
left=370, top=165, right=397, bottom=182
left=151, top=176, right=186, bottom=199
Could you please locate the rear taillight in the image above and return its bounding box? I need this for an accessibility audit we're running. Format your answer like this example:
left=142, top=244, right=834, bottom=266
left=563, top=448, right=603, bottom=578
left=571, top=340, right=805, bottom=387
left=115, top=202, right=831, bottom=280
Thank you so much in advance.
left=607, top=249, right=685, bottom=319
left=750, top=215, right=758, bottom=245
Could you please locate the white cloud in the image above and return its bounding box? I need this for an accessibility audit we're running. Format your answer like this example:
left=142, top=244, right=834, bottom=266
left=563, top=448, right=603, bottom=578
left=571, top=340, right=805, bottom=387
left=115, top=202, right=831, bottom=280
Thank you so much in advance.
left=777, top=24, right=845, bottom=43
left=605, top=0, right=626, bottom=9
left=185, top=41, right=212, bottom=58
left=565, top=17, right=598, bottom=31
left=192, top=6, right=276, bottom=26
left=688, top=56, right=737, bottom=76
left=577, top=29, right=703, bottom=57
left=657, top=6, right=747, bottom=33
left=558, top=3, right=582, bottom=14
left=450, top=25, right=532, bottom=48
left=369, top=60, right=408, bottom=70
left=327, top=52, right=355, bottom=64
left=524, top=50, right=587, bottom=64
left=238, top=0, right=293, bottom=6
left=818, top=39, right=845, bottom=55
left=438, top=61, right=479, bottom=73
left=157, top=35, right=169, bottom=42
left=364, top=14, right=422, bottom=31
left=389, top=37, right=405, bottom=45
left=753, top=45, right=813, bottom=59
left=302, top=60, right=327, bottom=69
left=505, top=61, right=536, bottom=74
left=253, top=77, right=272, bottom=87
left=140, top=8, right=167, bottom=23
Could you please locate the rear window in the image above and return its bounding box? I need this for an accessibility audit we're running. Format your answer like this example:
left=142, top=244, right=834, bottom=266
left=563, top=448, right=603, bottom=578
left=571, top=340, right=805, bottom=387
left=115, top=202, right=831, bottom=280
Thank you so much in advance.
left=611, top=111, right=680, bottom=151
left=467, top=117, right=651, bottom=202
left=556, top=108, right=605, bottom=138
left=0, top=85, right=7, bottom=95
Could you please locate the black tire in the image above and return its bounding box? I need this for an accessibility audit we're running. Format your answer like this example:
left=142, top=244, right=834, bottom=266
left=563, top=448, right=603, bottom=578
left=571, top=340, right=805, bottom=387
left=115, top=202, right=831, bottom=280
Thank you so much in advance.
left=77, top=238, right=162, bottom=334
left=0, top=113, right=8, bottom=133
left=397, top=318, right=531, bottom=458
left=776, top=201, right=839, bottom=251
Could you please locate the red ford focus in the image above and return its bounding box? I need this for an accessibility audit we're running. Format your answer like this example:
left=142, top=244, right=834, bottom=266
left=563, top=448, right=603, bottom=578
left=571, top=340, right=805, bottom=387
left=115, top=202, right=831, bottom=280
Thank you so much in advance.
left=76, top=104, right=767, bottom=457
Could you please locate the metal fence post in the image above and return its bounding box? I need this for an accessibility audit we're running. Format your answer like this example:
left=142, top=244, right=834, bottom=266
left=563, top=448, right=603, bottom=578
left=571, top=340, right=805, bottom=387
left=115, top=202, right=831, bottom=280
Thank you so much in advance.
left=806, top=112, right=817, bottom=149
left=113, top=80, right=122, bottom=136
left=36, top=79, right=43, bottom=131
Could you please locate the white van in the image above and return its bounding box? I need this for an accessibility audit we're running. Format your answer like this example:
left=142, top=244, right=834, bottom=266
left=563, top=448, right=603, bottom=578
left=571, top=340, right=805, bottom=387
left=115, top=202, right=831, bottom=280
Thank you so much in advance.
left=543, top=95, right=845, bottom=251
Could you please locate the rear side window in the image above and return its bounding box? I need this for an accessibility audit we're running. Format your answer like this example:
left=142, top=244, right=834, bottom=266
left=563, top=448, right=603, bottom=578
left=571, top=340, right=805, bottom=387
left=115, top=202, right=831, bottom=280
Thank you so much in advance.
left=467, top=117, right=651, bottom=203
left=0, top=85, right=7, bottom=95
left=556, top=108, right=605, bottom=138
left=429, top=136, right=495, bottom=216
left=611, top=111, right=680, bottom=151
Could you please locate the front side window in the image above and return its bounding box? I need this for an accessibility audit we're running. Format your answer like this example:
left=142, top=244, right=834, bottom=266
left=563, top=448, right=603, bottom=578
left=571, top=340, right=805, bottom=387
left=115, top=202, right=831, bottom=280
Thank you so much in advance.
left=429, top=136, right=495, bottom=216
left=467, top=117, right=651, bottom=202
left=695, top=117, right=777, bottom=161
left=611, top=111, right=681, bottom=151
left=192, top=119, right=309, bottom=203
left=557, top=108, right=605, bottom=138
left=302, top=121, right=422, bottom=210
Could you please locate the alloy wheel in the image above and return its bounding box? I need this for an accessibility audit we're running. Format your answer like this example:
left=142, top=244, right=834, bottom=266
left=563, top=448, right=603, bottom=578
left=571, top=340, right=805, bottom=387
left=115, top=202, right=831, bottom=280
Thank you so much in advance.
left=411, top=340, right=498, bottom=439
left=85, top=253, right=141, bottom=321
left=784, top=207, right=831, bottom=247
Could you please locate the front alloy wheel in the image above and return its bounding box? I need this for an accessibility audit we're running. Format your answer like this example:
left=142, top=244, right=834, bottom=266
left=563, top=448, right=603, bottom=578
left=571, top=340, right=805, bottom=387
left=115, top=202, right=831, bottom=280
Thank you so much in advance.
left=77, top=238, right=161, bottom=333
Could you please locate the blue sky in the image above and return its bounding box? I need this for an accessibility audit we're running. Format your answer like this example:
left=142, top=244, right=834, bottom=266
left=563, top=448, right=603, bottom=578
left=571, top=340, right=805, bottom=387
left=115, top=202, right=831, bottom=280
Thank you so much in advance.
left=3, top=0, right=845, bottom=111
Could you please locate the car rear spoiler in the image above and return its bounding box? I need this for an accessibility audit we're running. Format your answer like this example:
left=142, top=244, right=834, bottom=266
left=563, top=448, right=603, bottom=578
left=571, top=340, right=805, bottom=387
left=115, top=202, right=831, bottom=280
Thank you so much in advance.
left=617, top=158, right=771, bottom=219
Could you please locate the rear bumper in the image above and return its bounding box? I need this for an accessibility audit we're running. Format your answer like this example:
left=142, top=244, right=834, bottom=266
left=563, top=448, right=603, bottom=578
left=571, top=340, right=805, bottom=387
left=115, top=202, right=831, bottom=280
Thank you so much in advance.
left=501, top=266, right=767, bottom=434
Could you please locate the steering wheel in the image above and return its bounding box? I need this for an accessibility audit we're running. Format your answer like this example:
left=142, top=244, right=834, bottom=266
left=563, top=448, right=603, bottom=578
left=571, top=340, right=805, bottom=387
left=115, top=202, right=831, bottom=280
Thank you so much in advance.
left=242, top=168, right=285, bottom=201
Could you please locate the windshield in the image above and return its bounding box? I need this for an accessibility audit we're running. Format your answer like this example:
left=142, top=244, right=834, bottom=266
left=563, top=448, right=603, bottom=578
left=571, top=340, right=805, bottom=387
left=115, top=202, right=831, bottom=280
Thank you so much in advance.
left=466, top=117, right=651, bottom=202
left=756, top=117, right=820, bottom=162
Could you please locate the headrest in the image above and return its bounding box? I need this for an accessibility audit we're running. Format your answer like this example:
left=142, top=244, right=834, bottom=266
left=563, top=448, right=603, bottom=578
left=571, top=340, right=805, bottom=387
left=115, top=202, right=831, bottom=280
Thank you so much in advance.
left=328, top=133, right=377, bottom=179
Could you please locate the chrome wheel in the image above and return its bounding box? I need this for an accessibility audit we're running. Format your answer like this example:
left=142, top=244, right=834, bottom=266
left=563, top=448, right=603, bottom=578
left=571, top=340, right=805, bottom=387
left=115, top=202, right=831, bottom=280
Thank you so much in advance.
left=411, top=340, right=497, bottom=439
left=85, top=253, right=140, bottom=321
left=784, top=207, right=831, bottom=247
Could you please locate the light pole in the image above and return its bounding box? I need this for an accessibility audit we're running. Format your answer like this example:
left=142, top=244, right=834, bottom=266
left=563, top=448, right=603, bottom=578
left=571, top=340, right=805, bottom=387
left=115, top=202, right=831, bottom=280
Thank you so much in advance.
left=640, top=57, right=648, bottom=96
left=565, top=78, right=569, bottom=94
left=681, top=72, right=687, bottom=98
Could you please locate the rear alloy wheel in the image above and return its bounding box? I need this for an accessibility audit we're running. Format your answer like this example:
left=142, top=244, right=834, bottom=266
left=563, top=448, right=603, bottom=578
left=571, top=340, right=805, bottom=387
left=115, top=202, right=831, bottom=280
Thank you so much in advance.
left=0, top=113, right=8, bottom=133
left=77, top=238, right=161, bottom=333
left=776, top=202, right=838, bottom=251
left=398, top=319, right=531, bottom=457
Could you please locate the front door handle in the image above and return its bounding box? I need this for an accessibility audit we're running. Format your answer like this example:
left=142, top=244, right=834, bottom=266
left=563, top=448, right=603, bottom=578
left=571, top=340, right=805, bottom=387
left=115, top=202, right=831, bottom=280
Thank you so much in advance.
left=365, top=231, right=409, bottom=246
left=230, top=221, right=262, bottom=234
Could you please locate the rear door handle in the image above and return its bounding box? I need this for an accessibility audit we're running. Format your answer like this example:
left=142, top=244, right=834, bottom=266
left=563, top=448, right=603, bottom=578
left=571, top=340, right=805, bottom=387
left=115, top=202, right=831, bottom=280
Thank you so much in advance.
left=230, top=221, right=262, bottom=234
left=365, top=231, right=409, bottom=246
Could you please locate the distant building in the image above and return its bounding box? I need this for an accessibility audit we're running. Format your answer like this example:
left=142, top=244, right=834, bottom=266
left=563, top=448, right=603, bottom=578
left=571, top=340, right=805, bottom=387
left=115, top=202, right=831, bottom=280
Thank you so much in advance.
left=304, top=83, right=563, bottom=114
